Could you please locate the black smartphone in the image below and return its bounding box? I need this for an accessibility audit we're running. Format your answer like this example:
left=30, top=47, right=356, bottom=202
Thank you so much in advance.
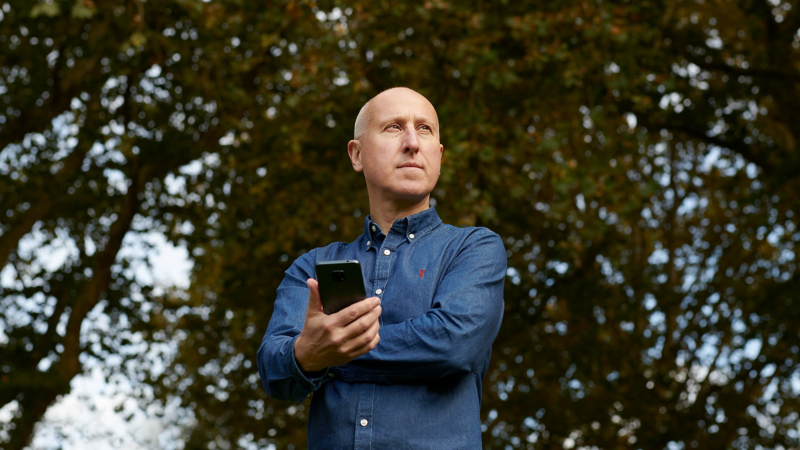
left=315, top=260, right=367, bottom=314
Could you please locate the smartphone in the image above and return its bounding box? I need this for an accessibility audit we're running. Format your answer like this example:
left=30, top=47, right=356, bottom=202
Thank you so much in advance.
left=315, top=260, right=367, bottom=314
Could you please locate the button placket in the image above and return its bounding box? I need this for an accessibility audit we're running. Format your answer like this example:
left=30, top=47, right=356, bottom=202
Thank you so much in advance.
left=373, top=243, right=392, bottom=303
left=353, top=383, right=375, bottom=450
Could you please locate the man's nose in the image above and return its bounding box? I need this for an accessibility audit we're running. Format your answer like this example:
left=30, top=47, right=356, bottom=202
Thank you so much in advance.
left=402, top=127, right=420, bottom=153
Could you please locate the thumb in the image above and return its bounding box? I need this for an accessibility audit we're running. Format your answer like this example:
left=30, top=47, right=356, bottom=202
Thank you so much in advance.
left=306, top=278, right=324, bottom=314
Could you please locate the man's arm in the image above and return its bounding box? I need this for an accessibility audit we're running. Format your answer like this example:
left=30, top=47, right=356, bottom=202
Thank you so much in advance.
left=348, top=229, right=506, bottom=379
left=256, top=251, right=325, bottom=401
left=256, top=250, right=382, bottom=401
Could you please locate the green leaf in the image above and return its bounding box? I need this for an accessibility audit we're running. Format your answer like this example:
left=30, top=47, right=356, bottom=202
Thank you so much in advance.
left=30, top=2, right=60, bottom=18
left=70, top=1, right=96, bottom=19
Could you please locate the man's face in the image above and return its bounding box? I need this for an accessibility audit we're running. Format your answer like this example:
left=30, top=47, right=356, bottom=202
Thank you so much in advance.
left=348, top=89, right=443, bottom=204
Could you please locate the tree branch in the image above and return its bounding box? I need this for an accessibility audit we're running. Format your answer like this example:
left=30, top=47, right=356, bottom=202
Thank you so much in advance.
left=0, top=136, right=93, bottom=269
left=681, top=52, right=800, bottom=84
left=663, top=123, right=793, bottom=178
left=55, top=162, right=146, bottom=381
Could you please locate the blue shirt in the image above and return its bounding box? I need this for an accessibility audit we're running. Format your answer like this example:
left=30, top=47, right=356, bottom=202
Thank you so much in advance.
left=257, top=207, right=506, bottom=449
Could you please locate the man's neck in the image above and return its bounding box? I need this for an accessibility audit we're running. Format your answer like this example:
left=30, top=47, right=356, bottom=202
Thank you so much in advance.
left=368, top=196, right=430, bottom=235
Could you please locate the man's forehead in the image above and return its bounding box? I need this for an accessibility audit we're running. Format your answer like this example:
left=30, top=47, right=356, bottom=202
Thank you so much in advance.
left=369, top=89, right=438, bottom=122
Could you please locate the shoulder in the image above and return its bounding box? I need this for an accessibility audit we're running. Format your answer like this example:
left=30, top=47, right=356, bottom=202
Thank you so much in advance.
left=289, top=235, right=367, bottom=268
left=437, top=224, right=505, bottom=259
left=434, top=225, right=506, bottom=279
left=313, top=234, right=366, bottom=261
left=440, top=223, right=503, bottom=245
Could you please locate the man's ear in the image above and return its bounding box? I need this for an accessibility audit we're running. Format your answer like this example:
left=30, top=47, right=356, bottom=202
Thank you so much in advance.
left=438, top=144, right=444, bottom=175
left=347, top=140, right=363, bottom=172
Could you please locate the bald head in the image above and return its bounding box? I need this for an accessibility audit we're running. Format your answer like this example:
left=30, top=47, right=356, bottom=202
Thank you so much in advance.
left=354, top=87, right=440, bottom=139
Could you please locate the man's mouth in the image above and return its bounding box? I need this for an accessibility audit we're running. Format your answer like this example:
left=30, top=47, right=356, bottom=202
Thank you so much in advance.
left=398, top=162, right=423, bottom=169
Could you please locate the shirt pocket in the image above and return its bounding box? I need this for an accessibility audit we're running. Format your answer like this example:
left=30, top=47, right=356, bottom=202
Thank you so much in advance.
left=380, top=265, right=437, bottom=325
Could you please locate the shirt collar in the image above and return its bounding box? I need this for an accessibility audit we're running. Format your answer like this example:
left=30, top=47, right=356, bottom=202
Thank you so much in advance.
left=364, top=207, right=442, bottom=247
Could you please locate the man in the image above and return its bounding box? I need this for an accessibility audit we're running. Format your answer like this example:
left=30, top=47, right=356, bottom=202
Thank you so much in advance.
left=257, top=87, right=506, bottom=449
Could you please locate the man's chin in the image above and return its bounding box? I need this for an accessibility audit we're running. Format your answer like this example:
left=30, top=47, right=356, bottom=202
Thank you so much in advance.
left=386, top=188, right=432, bottom=205
left=368, top=178, right=437, bottom=205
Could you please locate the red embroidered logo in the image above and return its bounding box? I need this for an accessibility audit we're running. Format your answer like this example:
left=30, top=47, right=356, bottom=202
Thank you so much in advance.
left=419, top=270, right=425, bottom=278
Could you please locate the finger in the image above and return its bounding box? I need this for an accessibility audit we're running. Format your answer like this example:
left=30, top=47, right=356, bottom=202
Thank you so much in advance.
left=347, top=327, right=381, bottom=358
left=306, top=278, right=324, bottom=314
left=341, top=305, right=381, bottom=340
left=333, top=296, right=381, bottom=326
left=342, top=318, right=380, bottom=354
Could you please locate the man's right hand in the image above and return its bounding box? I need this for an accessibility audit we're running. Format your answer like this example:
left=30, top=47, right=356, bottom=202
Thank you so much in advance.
left=294, top=278, right=382, bottom=373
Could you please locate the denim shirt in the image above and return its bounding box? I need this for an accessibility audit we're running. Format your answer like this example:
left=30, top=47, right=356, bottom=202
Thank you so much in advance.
left=257, top=207, right=506, bottom=449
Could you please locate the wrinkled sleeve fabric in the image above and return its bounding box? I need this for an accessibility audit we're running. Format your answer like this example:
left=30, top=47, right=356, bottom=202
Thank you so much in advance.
left=256, top=249, right=330, bottom=401
left=350, top=228, right=506, bottom=379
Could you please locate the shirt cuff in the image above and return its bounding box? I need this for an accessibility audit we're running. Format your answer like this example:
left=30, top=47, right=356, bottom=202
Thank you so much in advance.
left=287, top=335, right=330, bottom=395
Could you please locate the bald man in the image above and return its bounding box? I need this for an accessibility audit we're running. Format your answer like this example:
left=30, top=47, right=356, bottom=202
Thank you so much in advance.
left=257, top=88, right=506, bottom=449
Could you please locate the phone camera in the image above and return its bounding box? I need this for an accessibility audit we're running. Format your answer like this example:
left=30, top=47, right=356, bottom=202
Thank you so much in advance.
left=331, top=270, right=346, bottom=282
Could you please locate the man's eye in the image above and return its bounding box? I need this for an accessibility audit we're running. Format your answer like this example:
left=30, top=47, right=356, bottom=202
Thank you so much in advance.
left=388, top=125, right=400, bottom=130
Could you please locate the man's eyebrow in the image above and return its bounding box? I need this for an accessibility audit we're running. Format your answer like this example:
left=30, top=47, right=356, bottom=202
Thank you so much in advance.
left=378, top=115, right=437, bottom=126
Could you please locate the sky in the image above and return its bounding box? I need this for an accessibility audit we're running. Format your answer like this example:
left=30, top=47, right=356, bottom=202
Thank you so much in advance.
left=0, top=230, right=194, bottom=450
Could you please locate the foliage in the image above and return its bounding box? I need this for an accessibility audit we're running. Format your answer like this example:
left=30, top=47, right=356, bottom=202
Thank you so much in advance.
left=1, top=0, right=799, bottom=449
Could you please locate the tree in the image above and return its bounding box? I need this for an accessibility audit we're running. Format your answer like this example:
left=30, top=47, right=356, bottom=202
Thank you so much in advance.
left=2, top=0, right=798, bottom=449
left=0, top=0, right=303, bottom=446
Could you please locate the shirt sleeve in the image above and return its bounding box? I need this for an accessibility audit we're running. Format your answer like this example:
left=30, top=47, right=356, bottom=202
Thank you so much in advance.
left=346, top=228, right=507, bottom=380
left=256, top=249, right=330, bottom=401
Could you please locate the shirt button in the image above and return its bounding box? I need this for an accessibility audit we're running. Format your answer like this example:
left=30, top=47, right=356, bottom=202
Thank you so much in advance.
left=367, top=241, right=371, bottom=246
left=384, top=249, right=390, bottom=256
left=409, top=234, right=415, bottom=239
left=376, top=288, right=382, bottom=295
left=371, top=225, right=376, bottom=232
left=360, top=419, right=368, bottom=427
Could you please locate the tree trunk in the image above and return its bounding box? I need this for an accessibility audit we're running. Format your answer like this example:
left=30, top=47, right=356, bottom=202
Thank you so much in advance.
left=2, top=165, right=147, bottom=449
left=4, top=387, right=62, bottom=450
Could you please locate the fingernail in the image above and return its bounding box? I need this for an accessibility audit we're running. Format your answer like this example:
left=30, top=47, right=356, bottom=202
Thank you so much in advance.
left=374, top=297, right=381, bottom=305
